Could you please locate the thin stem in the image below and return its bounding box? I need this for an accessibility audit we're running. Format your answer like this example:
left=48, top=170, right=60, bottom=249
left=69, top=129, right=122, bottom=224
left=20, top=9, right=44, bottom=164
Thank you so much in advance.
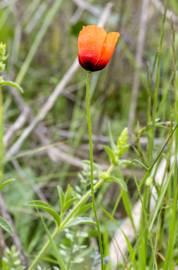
left=86, top=72, right=104, bottom=270
left=148, top=10, right=166, bottom=163
left=0, top=88, right=4, bottom=182
left=28, top=178, right=105, bottom=269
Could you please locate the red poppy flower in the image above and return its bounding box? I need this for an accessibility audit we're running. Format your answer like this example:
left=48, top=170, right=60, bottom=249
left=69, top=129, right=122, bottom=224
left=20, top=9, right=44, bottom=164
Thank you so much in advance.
left=78, top=25, right=120, bottom=72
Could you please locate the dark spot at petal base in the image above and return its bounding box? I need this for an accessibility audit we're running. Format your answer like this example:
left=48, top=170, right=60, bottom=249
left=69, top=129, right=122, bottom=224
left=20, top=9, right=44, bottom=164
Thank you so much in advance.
left=79, top=58, right=106, bottom=72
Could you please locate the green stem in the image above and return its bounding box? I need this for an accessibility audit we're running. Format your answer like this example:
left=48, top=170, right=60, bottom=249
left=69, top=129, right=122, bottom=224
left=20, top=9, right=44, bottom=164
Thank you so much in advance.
left=0, top=88, right=4, bottom=182
left=86, top=73, right=104, bottom=270
left=28, top=178, right=105, bottom=269
left=148, top=11, right=166, bottom=163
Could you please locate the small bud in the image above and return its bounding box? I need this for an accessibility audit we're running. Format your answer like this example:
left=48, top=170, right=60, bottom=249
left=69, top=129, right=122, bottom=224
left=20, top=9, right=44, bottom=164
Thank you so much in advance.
left=0, top=43, right=7, bottom=72
left=117, top=128, right=129, bottom=158
left=146, top=177, right=153, bottom=186
left=100, top=172, right=110, bottom=180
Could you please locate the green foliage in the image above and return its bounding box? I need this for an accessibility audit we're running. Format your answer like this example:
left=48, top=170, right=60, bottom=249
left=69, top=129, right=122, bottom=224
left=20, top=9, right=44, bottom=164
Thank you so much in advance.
left=57, top=228, right=92, bottom=269
left=2, top=246, right=24, bottom=270
left=0, top=178, right=14, bottom=235
left=0, top=178, right=15, bottom=191
left=117, top=128, right=129, bottom=158
left=0, top=42, right=6, bottom=72
left=104, top=145, right=118, bottom=165
left=0, top=79, right=23, bottom=93
left=0, top=0, right=178, bottom=269
left=0, top=42, right=23, bottom=92
left=0, top=216, right=13, bottom=235
left=104, top=128, right=129, bottom=166
left=28, top=200, right=61, bottom=225
left=107, top=175, right=127, bottom=191
left=66, top=216, right=95, bottom=227
left=101, top=128, right=129, bottom=192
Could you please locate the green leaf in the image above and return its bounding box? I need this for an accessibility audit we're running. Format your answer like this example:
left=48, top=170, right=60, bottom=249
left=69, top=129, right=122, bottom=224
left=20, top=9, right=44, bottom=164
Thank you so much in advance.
left=108, top=176, right=127, bottom=191
left=2, top=246, right=24, bottom=270
left=0, top=80, right=23, bottom=93
left=63, top=197, right=77, bottom=212
left=0, top=217, right=13, bottom=235
left=73, top=203, right=92, bottom=217
left=123, top=231, right=137, bottom=268
left=0, top=43, right=6, bottom=72
left=104, top=145, right=118, bottom=165
left=64, top=184, right=73, bottom=202
left=57, top=185, right=65, bottom=214
left=63, top=185, right=77, bottom=212
left=117, top=128, right=129, bottom=158
left=66, top=217, right=95, bottom=228
left=102, top=207, right=114, bottom=221
left=28, top=200, right=60, bottom=225
left=121, top=190, right=135, bottom=230
left=0, top=178, right=15, bottom=191
left=149, top=166, right=173, bottom=232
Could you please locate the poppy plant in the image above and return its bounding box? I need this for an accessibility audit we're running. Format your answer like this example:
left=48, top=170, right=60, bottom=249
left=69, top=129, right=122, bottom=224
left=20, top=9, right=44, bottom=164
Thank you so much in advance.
left=78, top=25, right=120, bottom=270
left=78, top=25, right=120, bottom=72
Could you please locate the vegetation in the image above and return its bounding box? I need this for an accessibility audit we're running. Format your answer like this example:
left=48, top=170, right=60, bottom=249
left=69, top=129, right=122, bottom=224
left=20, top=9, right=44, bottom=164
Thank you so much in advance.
left=0, top=0, right=178, bottom=269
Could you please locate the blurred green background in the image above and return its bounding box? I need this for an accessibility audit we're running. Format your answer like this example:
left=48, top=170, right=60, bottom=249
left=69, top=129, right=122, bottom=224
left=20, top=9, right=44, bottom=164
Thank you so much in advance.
left=0, top=0, right=178, bottom=268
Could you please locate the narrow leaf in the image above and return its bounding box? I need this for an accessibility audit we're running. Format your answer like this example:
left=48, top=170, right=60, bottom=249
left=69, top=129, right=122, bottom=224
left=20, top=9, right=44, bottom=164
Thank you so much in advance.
left=0, top=217, right=13, bottom=235
left=28, top=200, right=60, bottom=225
left=108, top=176, right=127, bottom=191
left=0, top=80, right=23, bottom=93
left=0, top=178, right=15, bottom=191
left=57, top=185, right=64, bottom=217
left=67, top=217, right=95, bottom=228
left=104, top=145, right=118, bottom=165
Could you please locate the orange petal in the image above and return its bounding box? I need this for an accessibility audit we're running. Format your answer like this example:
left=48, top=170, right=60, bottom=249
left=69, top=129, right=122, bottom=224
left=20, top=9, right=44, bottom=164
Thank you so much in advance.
left=96, top=32, right=120, bottom=69
left=78, top=25, right=107, bottom=71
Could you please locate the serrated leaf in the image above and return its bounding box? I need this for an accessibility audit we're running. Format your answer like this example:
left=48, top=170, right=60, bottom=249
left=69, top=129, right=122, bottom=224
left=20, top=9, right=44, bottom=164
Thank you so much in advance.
left=0, top=217, right=13, bottom=235
left=28, top=200, right=60, bottom=225
left=66, top=217, right=95, bottom=228
left=0, top=178, right=15, bottom=191
left=104, top=145, right=118, bottom=165
left=108, top=176, right=127, bottom=191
